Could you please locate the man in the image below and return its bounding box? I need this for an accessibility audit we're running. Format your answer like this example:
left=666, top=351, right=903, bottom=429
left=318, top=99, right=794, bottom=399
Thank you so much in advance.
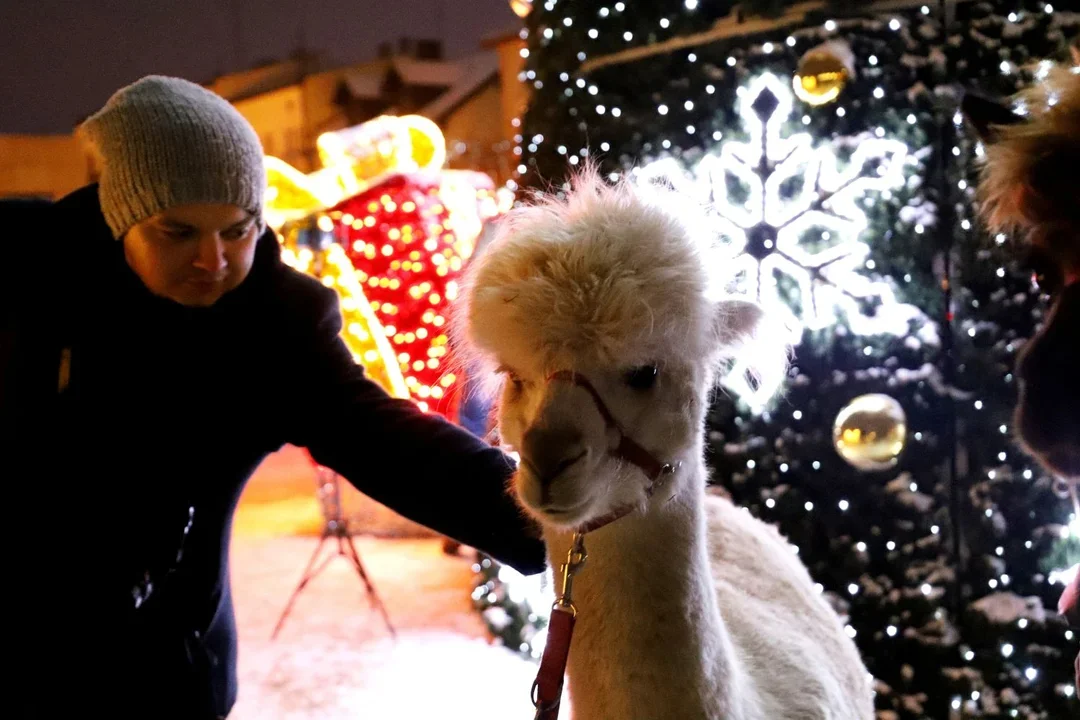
left=1, top=75, right=544, bottom=718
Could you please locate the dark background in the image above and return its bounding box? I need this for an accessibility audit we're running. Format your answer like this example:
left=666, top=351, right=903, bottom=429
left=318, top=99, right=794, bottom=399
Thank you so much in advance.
left=0, top=0, right=518, bottom=133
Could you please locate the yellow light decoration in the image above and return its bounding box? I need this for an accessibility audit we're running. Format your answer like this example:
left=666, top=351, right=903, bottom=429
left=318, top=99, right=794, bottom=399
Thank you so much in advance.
left=265, top=115, right=450, bottom=231
left=510, top=0, right=532, bottom=18
left=265, top=113, right=514, bottom=420
left=793, top=41, right=854, bottom=107
left=278, top=226, right=409, bottom=400
left=317, top=114, right=447, bottom=185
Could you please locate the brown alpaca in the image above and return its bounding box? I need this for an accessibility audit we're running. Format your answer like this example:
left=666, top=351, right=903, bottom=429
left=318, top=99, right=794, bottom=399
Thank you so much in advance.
left=962, top=52, right=1080, bottom=689
left=963, top=59, right=1080, bottom=480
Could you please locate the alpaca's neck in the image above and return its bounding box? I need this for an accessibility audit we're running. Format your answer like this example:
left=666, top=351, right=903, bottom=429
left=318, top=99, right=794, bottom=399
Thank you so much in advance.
left=542, top=459, right=747, bottom=720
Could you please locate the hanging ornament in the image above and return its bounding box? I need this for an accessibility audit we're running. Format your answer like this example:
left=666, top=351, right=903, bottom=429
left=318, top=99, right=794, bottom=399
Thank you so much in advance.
left=509, top=0, right=532, bottom=18
left=833, top=393, right=907, bottom=471
left=793, top=41, right=855, bottom=106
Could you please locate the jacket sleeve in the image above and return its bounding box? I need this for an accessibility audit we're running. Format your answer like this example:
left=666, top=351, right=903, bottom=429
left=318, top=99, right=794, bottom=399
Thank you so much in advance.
left=284, top=286, right=547, bottom=577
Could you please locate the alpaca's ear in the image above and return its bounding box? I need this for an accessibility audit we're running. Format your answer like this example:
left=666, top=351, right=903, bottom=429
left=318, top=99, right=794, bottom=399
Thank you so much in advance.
left=714, top=299, right=767, bottom=350
left=960, top=91, right=1025, bottom=144
left=712, top=298, right=791, bottom=392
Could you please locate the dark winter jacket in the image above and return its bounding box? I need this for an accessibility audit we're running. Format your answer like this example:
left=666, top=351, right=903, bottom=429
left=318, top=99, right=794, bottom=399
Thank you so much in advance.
left=2, top=185, right=545, bottom=718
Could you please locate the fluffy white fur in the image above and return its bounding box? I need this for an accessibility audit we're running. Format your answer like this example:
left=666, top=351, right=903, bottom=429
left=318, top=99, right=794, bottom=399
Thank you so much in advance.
left=459, top=170, right=874, bottom=719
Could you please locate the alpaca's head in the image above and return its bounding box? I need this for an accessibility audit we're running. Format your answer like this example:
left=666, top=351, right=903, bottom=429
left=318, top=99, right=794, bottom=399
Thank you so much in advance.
left=964, top=59, right=1080, bottom=479
left=459, top=169, right=784, bottom=529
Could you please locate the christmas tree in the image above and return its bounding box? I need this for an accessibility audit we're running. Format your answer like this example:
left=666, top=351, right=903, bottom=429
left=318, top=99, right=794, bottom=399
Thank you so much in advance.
left=474, top=1, right=1079, bottom=718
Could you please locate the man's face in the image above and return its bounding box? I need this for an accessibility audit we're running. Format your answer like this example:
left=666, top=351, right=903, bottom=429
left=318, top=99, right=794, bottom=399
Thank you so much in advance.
left=123, top=204, right=260, bottom=307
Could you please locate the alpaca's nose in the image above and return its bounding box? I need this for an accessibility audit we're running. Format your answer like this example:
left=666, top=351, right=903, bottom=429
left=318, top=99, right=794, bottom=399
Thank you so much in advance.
left=520, top=426, right=587, bottom=487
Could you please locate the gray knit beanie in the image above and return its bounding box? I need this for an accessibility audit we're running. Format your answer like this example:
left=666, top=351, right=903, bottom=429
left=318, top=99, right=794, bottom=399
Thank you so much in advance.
left=79, top=75, right=266, bottom=239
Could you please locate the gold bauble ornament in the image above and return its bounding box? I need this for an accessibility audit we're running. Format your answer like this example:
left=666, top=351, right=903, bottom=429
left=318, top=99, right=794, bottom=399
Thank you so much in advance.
left=793, top=41, right=853, bottom=106
left=833, top=394, right=907, bottom=472
left=510, top=0, right=533, bottom=18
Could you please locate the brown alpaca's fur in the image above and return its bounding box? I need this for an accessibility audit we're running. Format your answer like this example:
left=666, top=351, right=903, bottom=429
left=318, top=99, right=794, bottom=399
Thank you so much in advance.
left=966, top=53, right=1080, bottom=695
left=964, top=58, right=1080, bottom=480
left=976, top=63, right=1080, bottom=271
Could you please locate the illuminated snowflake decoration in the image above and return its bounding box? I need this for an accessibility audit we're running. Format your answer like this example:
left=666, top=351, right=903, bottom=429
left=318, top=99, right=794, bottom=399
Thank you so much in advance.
left=635, top=73, right=926, bottom=408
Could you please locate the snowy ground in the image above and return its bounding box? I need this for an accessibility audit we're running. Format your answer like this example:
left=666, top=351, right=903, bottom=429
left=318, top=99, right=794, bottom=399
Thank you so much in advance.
left=229, top=534, right=541, bottom=719
left=225, top=444, right=549, bottom=719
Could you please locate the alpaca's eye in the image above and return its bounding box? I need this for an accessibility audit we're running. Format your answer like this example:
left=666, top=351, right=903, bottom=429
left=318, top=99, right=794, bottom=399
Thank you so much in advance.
left=499, top=366, right=524, bottom=392
left=625, top=365, right=658, bottom=390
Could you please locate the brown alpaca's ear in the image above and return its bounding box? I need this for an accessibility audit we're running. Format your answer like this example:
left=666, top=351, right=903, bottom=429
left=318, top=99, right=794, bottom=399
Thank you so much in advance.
left=960, top=91, right=1026, bottom=144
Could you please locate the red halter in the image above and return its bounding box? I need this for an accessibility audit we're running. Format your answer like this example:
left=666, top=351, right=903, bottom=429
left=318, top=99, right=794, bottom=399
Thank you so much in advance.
left=531, top=370, right=681, bottom=720
left=546, top=369, right=679, bottom=532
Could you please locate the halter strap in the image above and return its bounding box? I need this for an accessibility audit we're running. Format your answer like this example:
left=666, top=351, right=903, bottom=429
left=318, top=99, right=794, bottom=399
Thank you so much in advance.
left=545, top=370, right=680, bottom=535
left=530, top=373, right=681, bottom=720
left=546, top=370, right=679, bottom=483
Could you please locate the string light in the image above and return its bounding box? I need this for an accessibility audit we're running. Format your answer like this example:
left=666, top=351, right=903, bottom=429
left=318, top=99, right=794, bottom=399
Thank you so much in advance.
left=886, top=625, right=898, bottom=637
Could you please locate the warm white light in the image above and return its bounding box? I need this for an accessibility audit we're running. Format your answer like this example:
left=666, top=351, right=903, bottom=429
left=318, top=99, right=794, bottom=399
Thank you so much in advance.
left=636, top=72, right=923, bottom=401
left=1049, top=563, right=1079, bottom=587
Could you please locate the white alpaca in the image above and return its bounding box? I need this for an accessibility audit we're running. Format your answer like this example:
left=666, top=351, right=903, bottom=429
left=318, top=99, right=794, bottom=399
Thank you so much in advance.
left=460, top=170, right=874, bottom=720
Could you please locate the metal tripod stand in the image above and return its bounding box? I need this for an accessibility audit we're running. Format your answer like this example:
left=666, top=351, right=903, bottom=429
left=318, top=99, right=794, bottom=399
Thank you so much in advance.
left=271, top=467, right=397, bottom=640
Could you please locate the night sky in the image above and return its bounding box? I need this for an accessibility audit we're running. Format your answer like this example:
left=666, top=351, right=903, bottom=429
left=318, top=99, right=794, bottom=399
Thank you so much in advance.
left=0, top=0, right=521, bottom=133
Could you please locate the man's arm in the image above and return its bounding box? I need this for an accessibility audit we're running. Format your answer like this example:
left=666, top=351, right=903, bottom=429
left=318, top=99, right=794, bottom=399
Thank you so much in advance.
left=284, top=287, right=547, bottom=576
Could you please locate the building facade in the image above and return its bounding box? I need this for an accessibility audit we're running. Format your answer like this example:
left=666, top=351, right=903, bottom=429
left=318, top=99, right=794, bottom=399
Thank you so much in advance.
left=0, top=33, right=528, bottom=201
